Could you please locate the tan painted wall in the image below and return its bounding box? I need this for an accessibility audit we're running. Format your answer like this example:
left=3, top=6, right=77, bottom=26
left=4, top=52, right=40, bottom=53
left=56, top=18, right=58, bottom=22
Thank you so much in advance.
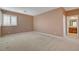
left=0, top=27, right=1, bottom=36
left=0, top=10, right=2, bottom=37
left=2, top=11, right=33, bottom=36
left=66, top=9, right=79, bottom=16
left=78, top=19, right=79, bottom=38
left=34, top=8, right=65, bottom=37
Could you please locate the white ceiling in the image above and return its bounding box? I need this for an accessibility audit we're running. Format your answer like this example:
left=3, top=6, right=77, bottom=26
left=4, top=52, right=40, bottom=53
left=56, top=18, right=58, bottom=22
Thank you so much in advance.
left=1, top=7, right=79, bottom=16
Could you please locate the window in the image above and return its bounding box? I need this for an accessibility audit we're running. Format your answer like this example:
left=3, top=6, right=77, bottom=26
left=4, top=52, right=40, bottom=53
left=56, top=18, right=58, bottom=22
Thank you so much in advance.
left=73, top=21, right=77, bottom=27
left=11, top=16, right=17, bottom=26
left=69, top=20, right=77, bottom=27
left=3, top=14, right=17, bottom=26
left=3, top=14, right=10, bottom=26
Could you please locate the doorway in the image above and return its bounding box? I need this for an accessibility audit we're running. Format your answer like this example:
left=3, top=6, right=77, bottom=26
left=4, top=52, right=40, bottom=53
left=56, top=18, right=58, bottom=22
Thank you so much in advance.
left=67, top=15, right=78, bottom=38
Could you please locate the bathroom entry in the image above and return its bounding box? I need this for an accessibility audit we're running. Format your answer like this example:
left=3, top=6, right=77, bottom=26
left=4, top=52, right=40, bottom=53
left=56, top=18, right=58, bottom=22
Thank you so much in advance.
left=67, top=16, right=78, bottom=38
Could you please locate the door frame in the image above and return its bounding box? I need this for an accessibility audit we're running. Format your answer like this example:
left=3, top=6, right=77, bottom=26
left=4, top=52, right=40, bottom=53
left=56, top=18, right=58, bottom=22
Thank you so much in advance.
left=63, top=15, right=79, bottom=38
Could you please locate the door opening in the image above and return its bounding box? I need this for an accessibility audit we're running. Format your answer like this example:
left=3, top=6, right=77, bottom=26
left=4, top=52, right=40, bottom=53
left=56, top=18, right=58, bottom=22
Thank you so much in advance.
left=67, top=16, right=78, bottom=38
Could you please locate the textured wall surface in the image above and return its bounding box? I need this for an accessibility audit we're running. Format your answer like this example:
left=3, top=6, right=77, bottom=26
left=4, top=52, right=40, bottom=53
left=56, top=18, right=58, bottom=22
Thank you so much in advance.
left=34, top=8, right=65, bottom=37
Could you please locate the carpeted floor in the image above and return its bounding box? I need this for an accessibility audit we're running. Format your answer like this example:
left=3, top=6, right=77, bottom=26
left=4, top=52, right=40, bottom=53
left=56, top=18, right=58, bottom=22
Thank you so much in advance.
left=0, top=31, right=79, bottom=51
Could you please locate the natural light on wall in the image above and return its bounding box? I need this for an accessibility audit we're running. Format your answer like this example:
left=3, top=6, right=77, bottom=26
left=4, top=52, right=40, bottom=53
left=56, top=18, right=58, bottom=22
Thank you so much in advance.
left=3, top=14, right=17, bottom=26
left=73, top=21, right=77, bottom=27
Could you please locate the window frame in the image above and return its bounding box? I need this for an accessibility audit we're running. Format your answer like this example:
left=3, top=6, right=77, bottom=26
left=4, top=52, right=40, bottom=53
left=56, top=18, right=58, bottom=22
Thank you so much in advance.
left=2, top=14, right=18, bottom=26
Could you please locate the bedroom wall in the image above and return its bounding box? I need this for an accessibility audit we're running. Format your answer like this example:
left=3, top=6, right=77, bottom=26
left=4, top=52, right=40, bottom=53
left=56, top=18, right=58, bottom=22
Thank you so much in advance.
left=0, top=10, right=2, bottom=37
left=0, top=27, right=1, bottom=36
left=34, top=8, right=65, bottom=37
left=2, top=11, right=33, bottom=36
left=66, top=9, right=79, bottom=16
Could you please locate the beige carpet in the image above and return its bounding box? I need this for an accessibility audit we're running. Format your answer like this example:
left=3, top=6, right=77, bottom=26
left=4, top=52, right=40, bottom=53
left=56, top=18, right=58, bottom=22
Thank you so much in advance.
left=0, top=31, right=79, bottom=51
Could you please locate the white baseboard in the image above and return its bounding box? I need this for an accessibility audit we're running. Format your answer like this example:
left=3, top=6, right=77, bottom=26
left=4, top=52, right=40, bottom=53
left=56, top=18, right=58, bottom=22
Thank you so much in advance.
left=35, top=31, right=79, bottom=43
left=36, top=31, right=63, bottom=39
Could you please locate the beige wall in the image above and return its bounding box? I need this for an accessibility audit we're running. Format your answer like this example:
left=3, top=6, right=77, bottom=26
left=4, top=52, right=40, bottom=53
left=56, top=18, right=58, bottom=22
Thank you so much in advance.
left=66, top=9, right=79, bottom=16
left=34, top=8, right=65, bottom=37
left=0, top=27, right=1, bottom=36
left=1, top=11, right=33, bottom=36
left=0, top=10, right=2, bottom=37
left=78, top=20, right=79, bottom=38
